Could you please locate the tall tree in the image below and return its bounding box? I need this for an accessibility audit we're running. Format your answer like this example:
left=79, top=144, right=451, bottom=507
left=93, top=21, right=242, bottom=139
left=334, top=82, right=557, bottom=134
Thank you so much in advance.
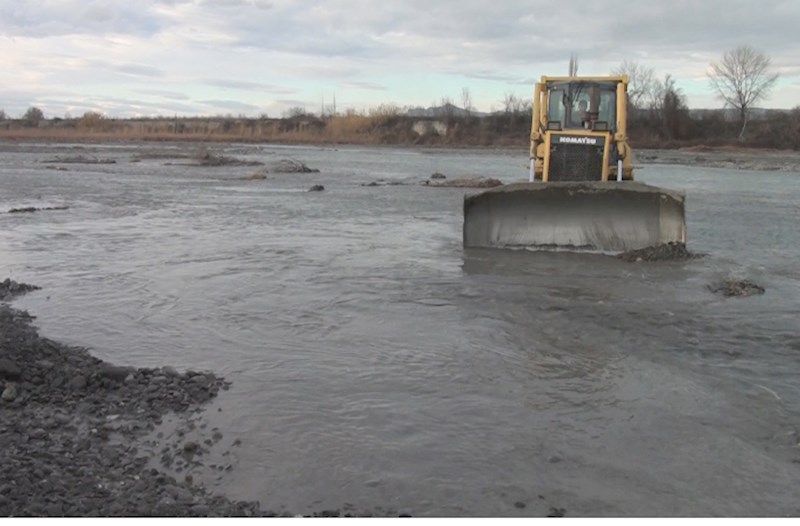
left=647, top=75, right=688, bottom=140
left=708, top=45, right=779, bottom=140
left=568, top=54, right=579, bottom=76
left=461, top=87, right=472, bottom=119
left=612, top=60, right=656, bottom=111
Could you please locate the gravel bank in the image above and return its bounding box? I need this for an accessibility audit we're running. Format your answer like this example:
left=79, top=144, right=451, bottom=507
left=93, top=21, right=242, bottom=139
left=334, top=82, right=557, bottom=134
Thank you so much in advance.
left=0, top=281, right=271, bottom=517
left=637, top=147, right=800, bottom=173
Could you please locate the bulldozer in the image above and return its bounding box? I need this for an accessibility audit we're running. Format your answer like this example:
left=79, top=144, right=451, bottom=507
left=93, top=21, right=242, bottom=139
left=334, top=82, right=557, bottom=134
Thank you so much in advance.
left=463, top=75, right=686, bottom=253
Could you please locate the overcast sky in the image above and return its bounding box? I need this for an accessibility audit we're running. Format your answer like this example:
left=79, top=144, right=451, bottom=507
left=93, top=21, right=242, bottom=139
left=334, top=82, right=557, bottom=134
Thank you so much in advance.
left=1, top=0, right=798, bottom=118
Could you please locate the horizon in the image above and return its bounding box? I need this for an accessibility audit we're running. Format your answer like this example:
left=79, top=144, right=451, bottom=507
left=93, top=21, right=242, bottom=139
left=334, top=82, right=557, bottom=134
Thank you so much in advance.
left=4, top=101, right=796, bottom=122
left=2, top=1, right=798, bottom=119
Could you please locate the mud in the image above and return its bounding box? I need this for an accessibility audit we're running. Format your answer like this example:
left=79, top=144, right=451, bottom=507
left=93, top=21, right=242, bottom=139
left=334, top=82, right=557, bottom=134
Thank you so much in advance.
left=617, top=242, right=700, bottom=263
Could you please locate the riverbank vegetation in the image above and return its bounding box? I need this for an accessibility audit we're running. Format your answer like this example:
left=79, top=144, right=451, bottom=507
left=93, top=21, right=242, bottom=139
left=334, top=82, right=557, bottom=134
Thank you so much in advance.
left=1, top=105, right=798, bottom=151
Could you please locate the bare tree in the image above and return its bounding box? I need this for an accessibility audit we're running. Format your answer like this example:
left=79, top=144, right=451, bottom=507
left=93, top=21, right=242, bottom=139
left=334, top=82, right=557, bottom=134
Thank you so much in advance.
left=438, top=97, right=456, bottom=122
left=648, top=74, right=688, bottom=140
left=612, top=60, right=656, bottom=111
left=461, top=87, right=472, bottom=119
left=568, top=54, right=579, bottom=76
left=708, top=45, right=779, bottom=140
left=502, top=93, right=517, bottom=115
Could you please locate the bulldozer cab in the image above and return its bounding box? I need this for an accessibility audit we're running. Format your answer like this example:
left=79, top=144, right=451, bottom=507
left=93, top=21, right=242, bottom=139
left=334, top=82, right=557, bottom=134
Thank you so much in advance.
left=530, top=76, right=633, bottom=182
left=547, top=81, right=617, bottom=132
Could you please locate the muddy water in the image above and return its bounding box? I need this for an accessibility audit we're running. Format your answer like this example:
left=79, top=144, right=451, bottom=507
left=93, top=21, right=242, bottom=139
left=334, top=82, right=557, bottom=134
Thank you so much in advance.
left=2, top=142, right=800, bottom=516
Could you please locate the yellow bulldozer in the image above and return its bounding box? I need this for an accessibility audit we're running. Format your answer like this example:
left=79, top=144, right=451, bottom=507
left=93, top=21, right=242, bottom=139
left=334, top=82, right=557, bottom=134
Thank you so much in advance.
left=463, top=75, right=686, bottom=253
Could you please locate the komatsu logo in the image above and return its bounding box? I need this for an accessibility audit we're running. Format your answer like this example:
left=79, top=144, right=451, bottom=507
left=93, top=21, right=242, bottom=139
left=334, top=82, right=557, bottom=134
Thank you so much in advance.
left=556, top=136, right=600, bottom=145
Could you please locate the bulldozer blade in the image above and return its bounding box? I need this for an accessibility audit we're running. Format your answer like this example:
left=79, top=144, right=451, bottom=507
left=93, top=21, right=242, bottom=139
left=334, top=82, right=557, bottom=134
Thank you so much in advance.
left=463, top=181, right=686, bottom=253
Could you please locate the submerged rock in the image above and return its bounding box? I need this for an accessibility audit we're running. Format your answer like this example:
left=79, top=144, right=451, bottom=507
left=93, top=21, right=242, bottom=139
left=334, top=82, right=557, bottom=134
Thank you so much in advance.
left=194, top=151, right=263, bottom=167
left=308, top=184, right=325, bottom=192
left=8, top=206, right=69, bottom=214
left=0, top=279, right=42, bottom=301
left=42, top=155, right=116, bottom=165
left=425, top=177, right=503, bottom=188
left=239, top=171, right=269, bottom=180
left=707, top=278, right=765, bottom=297
left=617, top=242, right=699, bottom=262
left=271, top=159, right=319, bottom=173
left=361, top=180, right=408, bottom=187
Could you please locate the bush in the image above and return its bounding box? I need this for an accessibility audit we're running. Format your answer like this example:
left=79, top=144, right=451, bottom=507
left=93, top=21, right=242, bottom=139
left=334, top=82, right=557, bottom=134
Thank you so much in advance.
left=23, top=106, right=44, bottom=127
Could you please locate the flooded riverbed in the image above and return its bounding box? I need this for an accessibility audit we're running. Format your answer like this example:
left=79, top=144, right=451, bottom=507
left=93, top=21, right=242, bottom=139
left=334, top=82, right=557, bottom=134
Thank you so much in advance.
left=2, top=142, right=800, bottom=516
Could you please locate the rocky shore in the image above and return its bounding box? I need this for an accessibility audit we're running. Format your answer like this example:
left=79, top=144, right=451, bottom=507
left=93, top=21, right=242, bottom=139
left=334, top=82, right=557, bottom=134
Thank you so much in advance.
left=636, top=147, right=800, bottom=173
left=0, top=280, right=270, bottom=517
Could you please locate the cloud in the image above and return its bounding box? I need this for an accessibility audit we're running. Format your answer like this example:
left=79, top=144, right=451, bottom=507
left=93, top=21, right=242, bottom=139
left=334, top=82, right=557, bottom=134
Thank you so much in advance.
left=203, top=79, right=300, bottom=94
left=105, top=62, right=165, bottom=78
left=337, top=81, right=387, bottom=91
left=0, top=0, right=163, bottom=37
left=0, top=0, right=798, bottom=116
left=135, top=88, right=191, bottom=100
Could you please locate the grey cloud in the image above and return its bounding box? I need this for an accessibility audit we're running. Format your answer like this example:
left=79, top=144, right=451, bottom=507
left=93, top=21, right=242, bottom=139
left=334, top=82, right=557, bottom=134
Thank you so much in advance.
left=203, top=79, right=299, bottom=94
left=109, top=63, right=165, bottom=78
left=198, top=99, right=261, bottom=112
left=337, top=81, right=386, bottom=91
left=0, top=0, right=163, bottom=37
left=135, top=88, right=191, bottom=100
left=199, top=0, right=273, bottom=8
left=3, top=0, right=798, bottom=115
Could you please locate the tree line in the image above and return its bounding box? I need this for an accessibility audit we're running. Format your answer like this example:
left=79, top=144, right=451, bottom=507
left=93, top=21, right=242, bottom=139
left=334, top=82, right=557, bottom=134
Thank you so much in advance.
left=611, top=45, right=794, bottom=147
left=2, top=45, right=796, bottom=149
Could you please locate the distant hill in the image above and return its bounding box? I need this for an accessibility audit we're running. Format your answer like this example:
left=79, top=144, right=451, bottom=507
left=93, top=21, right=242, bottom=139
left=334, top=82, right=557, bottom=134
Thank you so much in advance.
left=404, top=103, right=492, bottom=118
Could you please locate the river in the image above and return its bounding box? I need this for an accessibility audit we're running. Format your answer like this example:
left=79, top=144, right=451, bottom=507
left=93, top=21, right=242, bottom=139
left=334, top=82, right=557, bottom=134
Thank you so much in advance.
left=2, top=142, right=800, bottom=516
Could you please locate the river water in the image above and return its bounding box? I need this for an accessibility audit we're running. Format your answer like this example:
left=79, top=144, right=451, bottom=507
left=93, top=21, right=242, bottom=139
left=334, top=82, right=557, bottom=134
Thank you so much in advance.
left=2, top=142, right=800, bottom=516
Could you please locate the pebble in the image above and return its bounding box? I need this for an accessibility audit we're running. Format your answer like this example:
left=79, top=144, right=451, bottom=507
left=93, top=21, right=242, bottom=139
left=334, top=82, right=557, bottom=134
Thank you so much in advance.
left=69, top=375, right=87, bottom=389
left=0, top=358, right=21, bottom=380
left=2, top=382, right=18, bottom=402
